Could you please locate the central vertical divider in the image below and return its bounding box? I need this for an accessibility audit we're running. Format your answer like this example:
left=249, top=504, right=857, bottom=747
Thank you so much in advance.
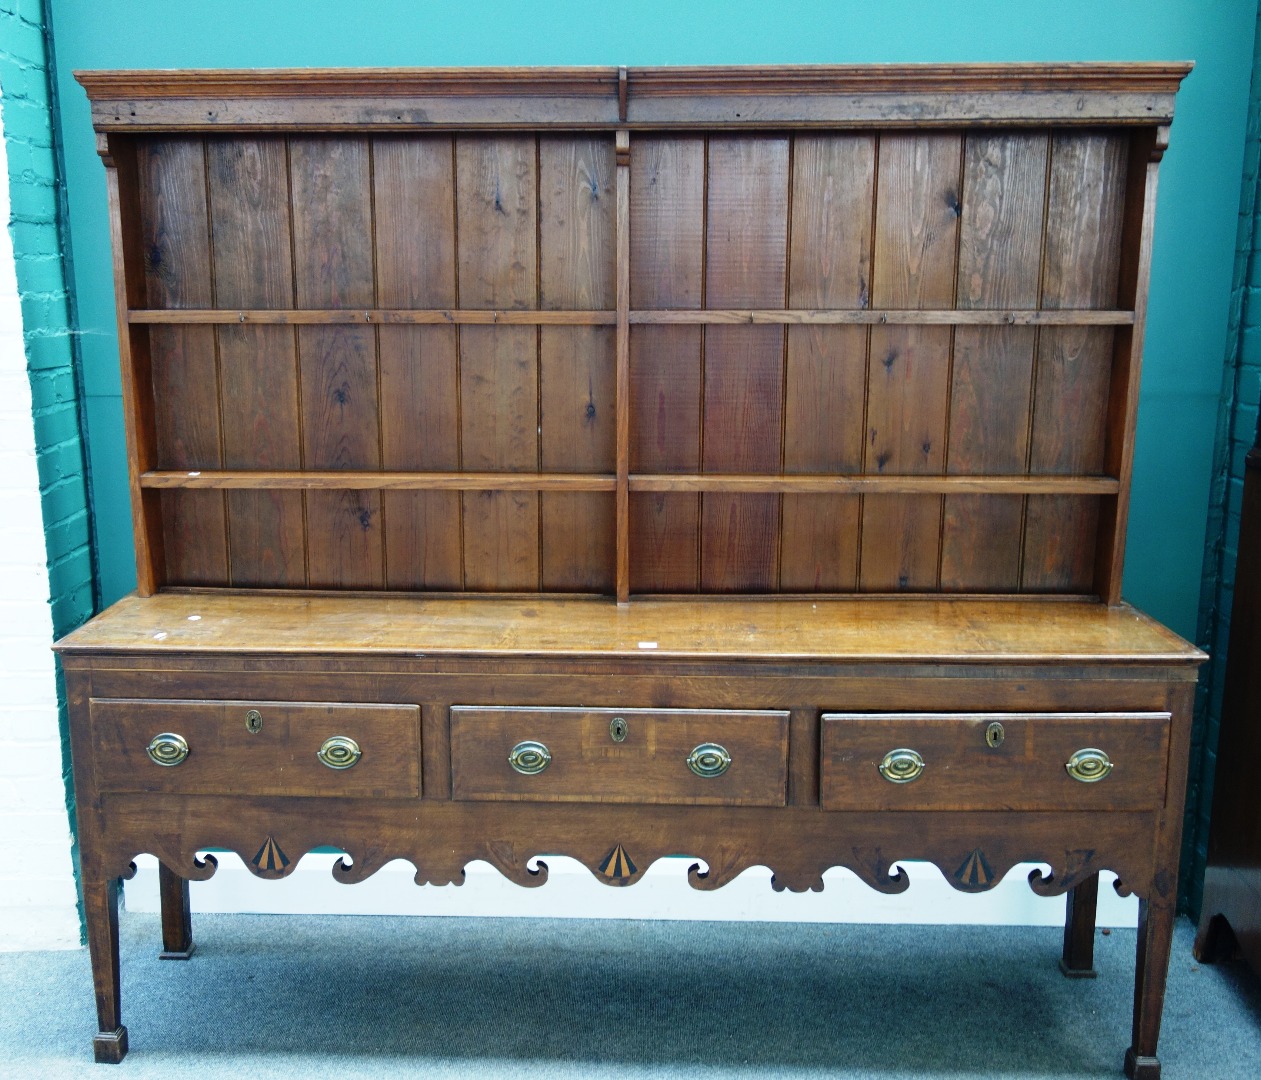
left=615, top=127, right=631, bottom=604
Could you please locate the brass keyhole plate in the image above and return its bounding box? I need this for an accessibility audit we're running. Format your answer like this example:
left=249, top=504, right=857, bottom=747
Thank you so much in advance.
left=610, top=717, right=628, bottom=743
left=985, top=722, right=1005, bottom=748
left=245, top=709, right=263, bottom=734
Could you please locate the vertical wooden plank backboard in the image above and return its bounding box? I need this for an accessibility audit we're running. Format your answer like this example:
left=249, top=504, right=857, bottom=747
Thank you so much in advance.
left=137, top=137, right=227, bottom=584
left=456, top=136, right=540, bottom=590
left=1024, top=132, right=1127, bottom=591
left=701, top=136, right=789, bottom=592
left=208, top=137, right=306, bottom=587
left=781, top=134, right=873, bottom=590
left=941, top=132, right=1047, bottom=591
left=374, top=136, right=463, bottom=590
left=861, top=133, right=962, bottom=591
left=290, top=136, right=382, bottom=588
left=539, top=136, right=616, bottom=591
left=628, top=136, right=705, bottom=592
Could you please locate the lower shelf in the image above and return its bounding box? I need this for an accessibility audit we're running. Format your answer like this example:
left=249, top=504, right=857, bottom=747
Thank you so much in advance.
left=124, top=852, right=1139, bottom=927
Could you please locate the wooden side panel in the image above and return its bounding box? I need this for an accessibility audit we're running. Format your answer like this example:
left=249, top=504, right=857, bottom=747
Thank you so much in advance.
left=941, top=132, right=1048, bottom=591
left=373, top=136, right=462, bottom=589
left=781, top=135, right=873, bottom=590
left=628, top=136, right=705, bottom=592
left=456, top=137, right=539, bottom=590
left=1025, top=132, right=1128, bottom=591
left=290, top=137, right=382, bottom=588
left=539, top=136, right=616, bottom=591
left=862, top=133, right=962, bottom=591
left=701, top=136, right=789, bottom=592
left=137, top=138, right=227, bottom=584
left=208, top=137, right=306, bottom=587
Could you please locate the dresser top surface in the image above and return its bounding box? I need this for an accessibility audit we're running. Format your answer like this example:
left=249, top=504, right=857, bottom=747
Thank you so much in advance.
left=54, top=593, right=1203, bottom=667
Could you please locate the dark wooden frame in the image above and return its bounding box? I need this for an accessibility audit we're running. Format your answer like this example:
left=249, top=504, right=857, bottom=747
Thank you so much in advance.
left=81, top=63, right=1186, bottom=604
left=59, top=65, right=1204, bottom=1077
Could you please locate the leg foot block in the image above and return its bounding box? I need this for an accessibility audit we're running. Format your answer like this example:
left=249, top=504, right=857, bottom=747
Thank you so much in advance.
left=93, top=1027, right=129, bottom=1064
left=1058, top=957, right=1097, bottom=979
left=159, top=942, right=195, bottom=961
left=1124, top=1048, right=1160, bottom=1080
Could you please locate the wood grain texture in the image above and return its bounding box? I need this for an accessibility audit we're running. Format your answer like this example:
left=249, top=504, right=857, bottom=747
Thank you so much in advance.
left=91, top=698, right=420, bottom=798
left=820, top=711, right=1170, bottom=811
left=450, top=706, right=789, bottom=806
left=781, top=135, right=873, bottom=590
left=131, top=307, right=1129, bottom=326
left=942, top=133, right=1048, bottom=591
left=1025, top=132, right=1128, bottom=591
left=628, top=136, right=705, bottom=591
left=71, top=66, right=1199, bottom=1076
left=77, top=65, right=1193, bottom=136
left=1095, top=130, right=1163, bottom=603
left=539, top=137, right=616, bottom=590
left=373, top=136, right=462, bottom=588
left=290, top=136, right=382, bottom=589
left=702, top=137, right=789, bottom=591
left=137, top=138, right=227, bottom=584
left=456, top=136, right=539, bottom=589
left=862, top=133, right=962, bottom=591
left=142, top=470, right=614, bottom=491
left=616, top=130, right=631, bottom=602
left=539, top=329, right=616, bottom=590
left=208, top=137, right=306, bottom=587
left=629, top=474, right=1115, bottom=495
left=55, top=591, right=1204, bottom=664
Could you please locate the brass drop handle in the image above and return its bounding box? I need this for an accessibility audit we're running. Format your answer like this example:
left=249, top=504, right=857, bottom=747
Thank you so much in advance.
left=686, top=743, right=731, bottom=778
left=146, top=732, right=189, bottom=767
left=316, top=735, right=362, bottom=770
left=1066, top=748, right=1113, bottom=783
left=509, top=740, right=551, bottom=775
left=879, top=748, right=925, bottom=783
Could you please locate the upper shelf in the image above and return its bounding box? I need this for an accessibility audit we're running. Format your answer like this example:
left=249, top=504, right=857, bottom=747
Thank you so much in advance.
left=75, top=63, right=1194, bottom=133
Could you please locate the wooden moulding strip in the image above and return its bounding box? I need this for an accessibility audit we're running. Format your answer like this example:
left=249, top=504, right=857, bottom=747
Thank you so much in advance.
left=629, top=308, right=1135, bottom=326
left=128, top=308, right=617, bottom=325
left=140, top=471, right=618, bottom=492
left=77, top=64, right=1192, bottom=130
left=128, top=307, right=1134, bottom=327
left=615, top=128, right=631, bottom=604
left=630, top=475, right=1122, bottom=495
left=139, top=471, right=1118, bottom=497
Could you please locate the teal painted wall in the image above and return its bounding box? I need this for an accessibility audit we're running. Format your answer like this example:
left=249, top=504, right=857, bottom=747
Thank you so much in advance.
left=3, top=0, right=94, bottom=934
left=46, top=0, right=1254, bottom=643
left=1183, top=8, right=1261, bottom=916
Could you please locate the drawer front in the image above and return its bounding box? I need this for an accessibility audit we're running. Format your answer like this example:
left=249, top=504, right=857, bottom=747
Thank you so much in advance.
left=820, top=712, right=1170, bottom=812
left=451, top=707, right=789, bottom=806
left=90, top=698, right=420, bottom=798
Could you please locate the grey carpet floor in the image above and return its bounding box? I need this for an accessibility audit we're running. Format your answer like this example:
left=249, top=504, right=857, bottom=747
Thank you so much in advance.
left=1, top=913, right=1258, bottom=1079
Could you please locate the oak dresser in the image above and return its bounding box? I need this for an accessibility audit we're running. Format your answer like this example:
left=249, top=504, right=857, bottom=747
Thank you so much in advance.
left=58, top=64, right=1204, bottom=1076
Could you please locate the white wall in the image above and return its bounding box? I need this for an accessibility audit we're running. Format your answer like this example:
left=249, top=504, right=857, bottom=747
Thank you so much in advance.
left=0, top=100, right=82, bottom=952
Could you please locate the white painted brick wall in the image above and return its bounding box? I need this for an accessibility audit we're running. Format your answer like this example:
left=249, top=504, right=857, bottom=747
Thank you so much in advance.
left=0, top=98, right=81, bottom=951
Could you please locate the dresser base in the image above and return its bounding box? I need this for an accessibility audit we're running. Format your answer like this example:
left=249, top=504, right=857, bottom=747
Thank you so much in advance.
left=57, top=593, right=1203, bottom=1071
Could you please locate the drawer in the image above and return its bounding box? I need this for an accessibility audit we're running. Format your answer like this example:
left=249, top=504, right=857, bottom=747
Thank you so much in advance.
left=451, top=706, right=789, bottom=806
left=820, top=712, right=1170, bottom=812
left=90, top=698, right=420, bottom=798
